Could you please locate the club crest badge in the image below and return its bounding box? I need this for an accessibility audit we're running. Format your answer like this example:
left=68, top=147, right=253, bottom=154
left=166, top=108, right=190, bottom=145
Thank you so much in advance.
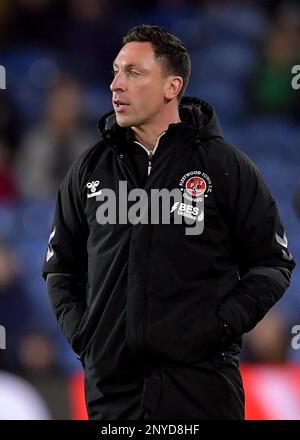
left=179, top=171, right=212, bottom=202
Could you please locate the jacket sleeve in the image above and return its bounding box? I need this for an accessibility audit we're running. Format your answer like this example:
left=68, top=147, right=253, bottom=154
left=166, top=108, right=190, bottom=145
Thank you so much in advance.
left=217, top=146, right=296, bottom=339
left=42, top=158, right=89, bottom=355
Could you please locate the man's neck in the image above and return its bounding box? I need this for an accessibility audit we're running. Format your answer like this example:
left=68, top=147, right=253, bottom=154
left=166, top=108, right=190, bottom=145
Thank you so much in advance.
left=131, top=110, right=181, bottom=151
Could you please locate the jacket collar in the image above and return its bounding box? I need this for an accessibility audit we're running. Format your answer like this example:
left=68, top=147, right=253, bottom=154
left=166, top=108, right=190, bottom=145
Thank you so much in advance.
left=97, top=96, right=223, bottom=146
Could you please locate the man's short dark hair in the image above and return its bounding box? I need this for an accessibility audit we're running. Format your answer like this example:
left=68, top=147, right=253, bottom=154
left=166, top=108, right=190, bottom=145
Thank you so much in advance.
left=123, top=24, right=191, bottom=101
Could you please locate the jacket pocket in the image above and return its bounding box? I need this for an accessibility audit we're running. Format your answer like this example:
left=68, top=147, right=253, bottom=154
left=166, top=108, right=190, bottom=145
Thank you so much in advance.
left=71, top=306, right=90, bottom=356
left=141, top=368, right=163, bottom=416
left=201, top=310, right=223, bottom=350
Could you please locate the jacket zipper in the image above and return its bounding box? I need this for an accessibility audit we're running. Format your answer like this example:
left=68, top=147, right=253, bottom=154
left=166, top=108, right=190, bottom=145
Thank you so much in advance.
left=131, top=132, right=166, bottom=350
left=134, top=131, right=166, bottom=176
left=118, top=153, right=139, bottom=188
left=147, top=152, right=153, bottom=176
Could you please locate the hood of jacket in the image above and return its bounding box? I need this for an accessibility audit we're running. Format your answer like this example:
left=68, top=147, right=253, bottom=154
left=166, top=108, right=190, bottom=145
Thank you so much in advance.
left=97, top=96, right=223, bottom=143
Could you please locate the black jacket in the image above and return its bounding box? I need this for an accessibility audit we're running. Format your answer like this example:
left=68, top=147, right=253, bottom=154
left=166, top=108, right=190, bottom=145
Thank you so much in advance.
left=42, top=96, right=295, bottom=375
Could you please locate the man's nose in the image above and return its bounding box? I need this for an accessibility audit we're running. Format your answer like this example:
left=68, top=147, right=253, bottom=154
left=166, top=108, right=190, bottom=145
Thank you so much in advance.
left=110, top=72, right=126, bottom=92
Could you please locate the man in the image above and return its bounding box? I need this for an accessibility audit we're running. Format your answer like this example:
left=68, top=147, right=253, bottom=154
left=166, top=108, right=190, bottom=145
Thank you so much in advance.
left=42, top=25, right=296, bottom=420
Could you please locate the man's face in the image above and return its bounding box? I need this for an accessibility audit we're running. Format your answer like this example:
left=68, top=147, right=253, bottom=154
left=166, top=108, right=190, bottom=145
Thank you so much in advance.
left=110, top=42, right=169, bottom=128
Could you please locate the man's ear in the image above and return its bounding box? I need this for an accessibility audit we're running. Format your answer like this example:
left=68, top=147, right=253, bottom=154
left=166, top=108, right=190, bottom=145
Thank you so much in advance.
left=165, top=76, right=183, bottom=100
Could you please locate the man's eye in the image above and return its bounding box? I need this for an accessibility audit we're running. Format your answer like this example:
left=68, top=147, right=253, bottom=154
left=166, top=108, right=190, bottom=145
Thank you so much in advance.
left=129, top=71, right=139, bottom=76
left=112, top=70, right=118, bottom=77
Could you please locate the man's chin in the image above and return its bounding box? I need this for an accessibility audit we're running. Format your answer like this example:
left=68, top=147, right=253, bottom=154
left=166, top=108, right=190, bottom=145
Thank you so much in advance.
left=115, top=115, right=132, bottom=128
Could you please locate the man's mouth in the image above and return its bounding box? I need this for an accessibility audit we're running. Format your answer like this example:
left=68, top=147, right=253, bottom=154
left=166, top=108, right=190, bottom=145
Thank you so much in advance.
left=113, top=100, right=130, bottom=110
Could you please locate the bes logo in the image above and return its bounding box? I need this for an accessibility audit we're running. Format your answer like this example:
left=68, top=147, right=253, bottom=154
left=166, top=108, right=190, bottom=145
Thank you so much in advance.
left=185, top=177, right=206, bottom=197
